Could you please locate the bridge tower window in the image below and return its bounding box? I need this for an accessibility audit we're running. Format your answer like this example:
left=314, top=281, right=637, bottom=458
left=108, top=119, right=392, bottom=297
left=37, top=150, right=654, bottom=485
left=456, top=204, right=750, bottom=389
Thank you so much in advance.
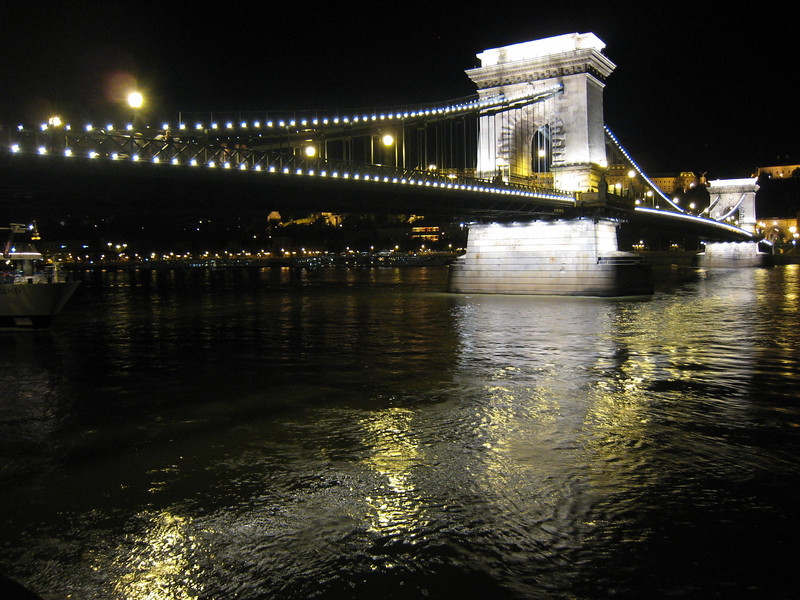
left=532, top=126, right=551, bottom=181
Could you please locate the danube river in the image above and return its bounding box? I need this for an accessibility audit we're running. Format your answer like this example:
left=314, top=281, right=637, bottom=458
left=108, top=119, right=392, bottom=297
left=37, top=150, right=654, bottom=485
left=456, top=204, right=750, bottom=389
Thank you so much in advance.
left=1, top=265, right=799, bottom=599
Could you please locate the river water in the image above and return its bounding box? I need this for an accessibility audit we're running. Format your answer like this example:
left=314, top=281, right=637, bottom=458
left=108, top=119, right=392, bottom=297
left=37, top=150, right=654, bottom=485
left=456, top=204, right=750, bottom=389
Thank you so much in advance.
left=1, top=265, right=799, bottom=599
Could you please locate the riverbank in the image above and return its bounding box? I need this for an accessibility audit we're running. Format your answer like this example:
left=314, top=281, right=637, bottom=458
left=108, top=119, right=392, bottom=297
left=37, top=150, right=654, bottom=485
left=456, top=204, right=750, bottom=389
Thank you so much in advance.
left=60, top=251, right=460, bottom=272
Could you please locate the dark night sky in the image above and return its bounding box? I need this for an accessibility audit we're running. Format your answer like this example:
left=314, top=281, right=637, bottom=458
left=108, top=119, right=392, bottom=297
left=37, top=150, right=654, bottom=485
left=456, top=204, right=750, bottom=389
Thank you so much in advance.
left=2, top=2, right=798, bottom=179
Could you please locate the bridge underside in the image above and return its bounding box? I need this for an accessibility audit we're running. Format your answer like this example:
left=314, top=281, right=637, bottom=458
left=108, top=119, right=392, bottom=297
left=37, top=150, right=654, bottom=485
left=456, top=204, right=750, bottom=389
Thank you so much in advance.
left=1, top=154, right=757, bottom=253
left=0, top=154, right=569, bottom=224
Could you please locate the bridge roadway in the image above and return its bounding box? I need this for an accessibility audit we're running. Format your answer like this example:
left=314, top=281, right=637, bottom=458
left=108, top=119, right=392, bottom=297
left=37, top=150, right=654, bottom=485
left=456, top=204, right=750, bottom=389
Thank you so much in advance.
left=1, top=126, right=755, bottom=244
left=0, top=150, right=573, bottom=219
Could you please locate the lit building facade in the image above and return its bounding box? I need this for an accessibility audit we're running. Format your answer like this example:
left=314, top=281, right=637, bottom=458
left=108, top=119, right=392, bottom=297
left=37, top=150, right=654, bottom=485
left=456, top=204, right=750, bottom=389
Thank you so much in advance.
left=603, top=166, right=702, bottom=203
left=757, top=164, right=800, bottom=179
left=647, top=172, right=700, bottom=195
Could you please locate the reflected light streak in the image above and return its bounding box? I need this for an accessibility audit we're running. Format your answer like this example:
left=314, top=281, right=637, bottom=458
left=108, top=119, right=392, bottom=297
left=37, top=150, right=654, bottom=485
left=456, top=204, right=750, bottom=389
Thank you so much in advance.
left=360, top=407, right=425, bottom=533
left=110, top=511, right=204, bottom=600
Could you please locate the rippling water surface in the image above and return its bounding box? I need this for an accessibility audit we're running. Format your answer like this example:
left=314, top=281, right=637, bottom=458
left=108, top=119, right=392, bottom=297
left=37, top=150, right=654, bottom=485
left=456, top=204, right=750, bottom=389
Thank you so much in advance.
left=1, top=265, right=799, bottom=599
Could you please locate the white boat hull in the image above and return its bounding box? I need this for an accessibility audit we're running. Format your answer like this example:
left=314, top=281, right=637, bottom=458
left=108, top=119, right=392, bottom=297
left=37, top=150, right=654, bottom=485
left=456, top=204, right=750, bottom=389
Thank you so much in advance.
left=0, top=281, right=80, bottom=327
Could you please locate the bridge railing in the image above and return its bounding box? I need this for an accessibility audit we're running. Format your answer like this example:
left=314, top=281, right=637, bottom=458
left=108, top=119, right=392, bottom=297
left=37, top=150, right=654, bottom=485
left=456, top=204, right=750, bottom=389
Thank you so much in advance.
left=5, top=127, right=577, bottom=203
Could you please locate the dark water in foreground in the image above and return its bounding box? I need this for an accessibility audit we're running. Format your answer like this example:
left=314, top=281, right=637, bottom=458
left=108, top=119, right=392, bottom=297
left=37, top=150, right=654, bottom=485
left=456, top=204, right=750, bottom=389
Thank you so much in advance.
left=1, top=265, right=799, bottom=599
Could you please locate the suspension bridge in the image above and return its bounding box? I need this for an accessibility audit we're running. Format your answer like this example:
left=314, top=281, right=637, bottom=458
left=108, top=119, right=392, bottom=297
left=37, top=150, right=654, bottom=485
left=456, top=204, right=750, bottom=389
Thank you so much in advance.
left=0, top=32, right=767, bottom=295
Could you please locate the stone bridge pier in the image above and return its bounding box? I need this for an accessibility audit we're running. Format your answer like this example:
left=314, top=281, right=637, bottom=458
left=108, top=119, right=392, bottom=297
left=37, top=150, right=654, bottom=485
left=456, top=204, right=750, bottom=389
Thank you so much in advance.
left=447, top=218, right=653, bottom=296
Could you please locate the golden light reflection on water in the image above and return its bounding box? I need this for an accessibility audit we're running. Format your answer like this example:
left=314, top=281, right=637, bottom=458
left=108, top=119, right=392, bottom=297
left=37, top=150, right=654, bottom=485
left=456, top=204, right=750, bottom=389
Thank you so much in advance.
left=359, top=407, right=426, bottom=533
left=584, top=349, right=655, bottom=464
left=478, top=383, right=560, bottom=454
left=770, top=263, right=799, bottom=312
left=107, top=511, right=203, bottom=600
left=474, top=384, right=566, bottom=500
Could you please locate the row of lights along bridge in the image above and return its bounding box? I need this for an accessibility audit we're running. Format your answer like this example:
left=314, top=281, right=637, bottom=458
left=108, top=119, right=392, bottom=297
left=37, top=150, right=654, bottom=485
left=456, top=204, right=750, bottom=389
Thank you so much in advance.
left=20, top=91, right=716, bottom=219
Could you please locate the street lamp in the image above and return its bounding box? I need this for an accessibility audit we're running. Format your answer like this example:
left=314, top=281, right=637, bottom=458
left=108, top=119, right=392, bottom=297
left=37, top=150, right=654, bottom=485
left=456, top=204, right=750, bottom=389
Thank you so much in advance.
left=536, top=148, right=546, bottom=184
left=127, top=91, right=144, bottom=158
left=128, top=91, right=143, bottom=110
left=47, top=115, right=63, bottom=152
left=128, top=91, right=143, bottom=129
left=369, top=133, right=396, bottom=165
left=381, top=133, right=395, bottom=166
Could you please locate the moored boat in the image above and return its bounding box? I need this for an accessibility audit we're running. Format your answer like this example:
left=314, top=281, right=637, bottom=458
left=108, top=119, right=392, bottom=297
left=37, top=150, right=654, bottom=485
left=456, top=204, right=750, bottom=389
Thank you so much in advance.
left=1, top=223, right=80, bottom=328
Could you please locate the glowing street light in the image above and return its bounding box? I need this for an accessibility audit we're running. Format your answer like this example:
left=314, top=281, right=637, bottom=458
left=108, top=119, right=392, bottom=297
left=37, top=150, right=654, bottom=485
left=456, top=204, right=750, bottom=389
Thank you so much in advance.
left=127, top=91, right=144, bottom=132
left=127, top=91, right=143, bottom=109
left=127, top=91, right=144, bottom=157
left=377, top=133, right=397, bottom=166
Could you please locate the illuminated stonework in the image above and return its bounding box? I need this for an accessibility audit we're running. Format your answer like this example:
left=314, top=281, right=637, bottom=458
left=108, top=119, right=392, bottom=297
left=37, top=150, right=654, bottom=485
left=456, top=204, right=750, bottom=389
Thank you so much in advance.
left=447, top=219, right=652, bottom=296
left=706, top=178, right=758, bottom=233
left=697, top=241, right=772, bottom=267
left=698, top=179, right=770, bottom=267
left=466, top=33, right=615, bottom=192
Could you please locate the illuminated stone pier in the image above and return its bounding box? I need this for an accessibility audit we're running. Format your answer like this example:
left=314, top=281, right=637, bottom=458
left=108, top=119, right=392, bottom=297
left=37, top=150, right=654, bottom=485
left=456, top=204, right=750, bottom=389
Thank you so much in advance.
left=447, top=219, right=653, bottom=296
left=697, top=241, right=772, bottom=268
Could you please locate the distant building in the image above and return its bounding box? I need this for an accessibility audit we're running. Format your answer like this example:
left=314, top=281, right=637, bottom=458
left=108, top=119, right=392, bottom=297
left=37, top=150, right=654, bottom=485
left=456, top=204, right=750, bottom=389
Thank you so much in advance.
left=605, top=166, right=700, bottom=197
left=604, top=164, right=649, bottom=197
left=757, top=164, right=800, bottom=179
left=648, top=172, right=701, bottom=195
left=411, top=226, right=440, bottom=242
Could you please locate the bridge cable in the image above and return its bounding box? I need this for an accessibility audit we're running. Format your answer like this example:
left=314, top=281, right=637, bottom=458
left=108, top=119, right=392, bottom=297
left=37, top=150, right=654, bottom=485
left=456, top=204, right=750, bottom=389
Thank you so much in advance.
left=604, top=126, right=685, bottom=213
left=715, top=193, right=747, bottom=221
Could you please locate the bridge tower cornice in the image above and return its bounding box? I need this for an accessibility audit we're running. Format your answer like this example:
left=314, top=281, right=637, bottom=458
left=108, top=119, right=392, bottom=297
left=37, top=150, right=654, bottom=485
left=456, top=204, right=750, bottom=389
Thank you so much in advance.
left=465, top=47, right=616, bottom=90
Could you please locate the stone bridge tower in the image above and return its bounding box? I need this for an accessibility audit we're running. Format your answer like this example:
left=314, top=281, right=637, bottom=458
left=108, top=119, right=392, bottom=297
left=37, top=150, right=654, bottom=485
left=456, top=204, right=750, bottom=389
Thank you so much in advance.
left=697, top=178, right=769, bottom=267
left=466, top=32, right=615, bottom=192
left=706, top=178, right=759, bottom=233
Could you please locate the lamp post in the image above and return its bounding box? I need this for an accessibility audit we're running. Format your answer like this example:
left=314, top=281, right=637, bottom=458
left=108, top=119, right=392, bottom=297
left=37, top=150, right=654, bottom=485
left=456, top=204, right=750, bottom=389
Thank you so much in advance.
left=537, top=148, right=546, bottom=182
left=47, top=116, right=63, bottom=152
left=128, top=91, right=143, bottom=127
left=127, top=91, right=144, bottom=158
left=370, top=133, right=395, bottom=166
left=382, top=133, right=395, bottom=167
